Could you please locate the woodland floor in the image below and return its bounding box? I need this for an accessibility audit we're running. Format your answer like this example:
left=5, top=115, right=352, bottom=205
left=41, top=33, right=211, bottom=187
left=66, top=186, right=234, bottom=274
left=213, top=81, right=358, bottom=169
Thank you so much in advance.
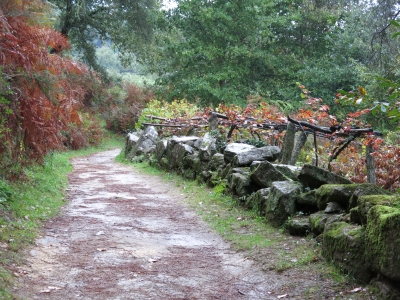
left=13, top=149, right=375, bottom=299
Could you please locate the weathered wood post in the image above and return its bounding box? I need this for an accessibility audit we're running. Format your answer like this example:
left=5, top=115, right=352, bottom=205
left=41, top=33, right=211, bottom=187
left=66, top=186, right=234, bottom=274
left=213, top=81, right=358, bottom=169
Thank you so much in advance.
left=366, top=144, right=376, bottom=184
left=280, top=122, right=296, bottom=164
left=289, top=131, right=307, bottom=165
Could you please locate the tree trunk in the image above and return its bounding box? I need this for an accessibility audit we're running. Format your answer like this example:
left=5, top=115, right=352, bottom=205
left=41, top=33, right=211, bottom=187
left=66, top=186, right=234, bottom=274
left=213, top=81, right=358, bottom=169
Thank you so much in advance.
left=366, top=144, right=376, bottom=184
left=280, top=122, right=296, bottom=164
left=289, top=131, right=307, bottom=165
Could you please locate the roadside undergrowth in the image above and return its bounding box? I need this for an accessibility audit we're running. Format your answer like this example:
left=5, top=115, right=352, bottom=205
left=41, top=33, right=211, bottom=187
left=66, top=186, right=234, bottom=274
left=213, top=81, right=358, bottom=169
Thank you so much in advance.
left=0, top=134, right=124, bottom=299
left=117, top=156, right=375, bottom=298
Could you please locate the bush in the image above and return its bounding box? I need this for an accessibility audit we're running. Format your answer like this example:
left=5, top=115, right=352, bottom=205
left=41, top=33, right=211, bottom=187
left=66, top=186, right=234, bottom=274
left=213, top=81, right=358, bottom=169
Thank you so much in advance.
left=103, top=83, right=154, bottom=133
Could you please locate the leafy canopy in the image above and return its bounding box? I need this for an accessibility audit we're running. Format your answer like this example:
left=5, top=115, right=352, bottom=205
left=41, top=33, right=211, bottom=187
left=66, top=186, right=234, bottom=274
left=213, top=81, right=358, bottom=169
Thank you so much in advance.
left=49, top=0, right=161, bottom=75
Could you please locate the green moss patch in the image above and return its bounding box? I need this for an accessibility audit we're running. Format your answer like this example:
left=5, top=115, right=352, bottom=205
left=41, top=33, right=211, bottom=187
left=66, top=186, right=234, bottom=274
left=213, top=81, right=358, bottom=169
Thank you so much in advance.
left=365, top=205, right=400, bottom=281
left=322, top=222, right=371, bottom=282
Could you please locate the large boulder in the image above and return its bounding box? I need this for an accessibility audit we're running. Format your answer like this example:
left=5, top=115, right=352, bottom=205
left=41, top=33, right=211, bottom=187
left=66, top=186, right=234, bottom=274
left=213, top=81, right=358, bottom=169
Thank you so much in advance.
left=135, top=126, right=158, bottom=155
left=250, top=161, right=288, bottom=188
left=273, top=164, right=302, bottom=181
left=231, top=146, right=281, bottom=167
left=309, top=211, right=330, bottom=236
left=199, top=133, right=217, bottom=161
left=323, top=222, right=371, bottom=282
left=223, top=143, right=256, bottom=163
left=191, top=156, right=208, bottom=174
left=208, top=153, right=226, bottom=171
left=287, top=217, right=311, bottom=236
left=298, top=164, right=352, bottom=189
left=227, top=172, right=258, bottom=198
left=348, top=183, right=390, bottom=210
left=353, top=195, right=400, bottom=225
left=365, top=205, right=400, bottom=281
left=155, top=140, right=167, bottom=162
left=126, top=127, right=158, bottom=158
left=309, top=211, right=345, bottom=236
left=244, top=188, right=270, bottom=214
left=315, top=184, right=359, bottom=211
left=265, top=181, right=303, bottom=226
left=166, top=136, right=199, bottom=165
left=125, top=131, right=140, bottom=155
left=296, top=190, right=318, bottom=213
left=170, top=143, right=195, bottom=169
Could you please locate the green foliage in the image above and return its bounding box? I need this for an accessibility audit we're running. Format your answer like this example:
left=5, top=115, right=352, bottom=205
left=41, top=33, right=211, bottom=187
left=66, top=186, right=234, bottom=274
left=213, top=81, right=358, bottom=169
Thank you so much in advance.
left=0, top=180, right=12, bottom=204
left=213, top=181, right=226, bottom=196
left=50, top=0, right=160, bottom=75
left=247, top=138, right=269, bottom=148
left=148, top=0, right=370, bottom=106
left=136, top=99, right=199, bottom=129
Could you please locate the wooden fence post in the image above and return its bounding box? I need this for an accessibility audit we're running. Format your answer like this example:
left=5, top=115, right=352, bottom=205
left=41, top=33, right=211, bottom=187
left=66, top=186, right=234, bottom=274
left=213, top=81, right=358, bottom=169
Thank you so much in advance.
left=280, top=122, right=296, bottom=164
left=366, top=144, right=376, bottom=184
left=289, top=131, right=307, bottom=165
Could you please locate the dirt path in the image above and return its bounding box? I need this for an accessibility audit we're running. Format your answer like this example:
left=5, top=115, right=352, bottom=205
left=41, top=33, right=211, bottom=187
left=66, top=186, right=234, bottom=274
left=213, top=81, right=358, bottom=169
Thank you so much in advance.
left=14, top=149, right=320, bottom=299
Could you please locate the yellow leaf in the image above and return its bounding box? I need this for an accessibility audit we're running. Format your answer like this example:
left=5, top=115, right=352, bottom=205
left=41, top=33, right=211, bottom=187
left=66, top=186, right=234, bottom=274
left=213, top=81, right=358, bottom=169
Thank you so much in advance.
left=358, top=86, right=367, bottom=95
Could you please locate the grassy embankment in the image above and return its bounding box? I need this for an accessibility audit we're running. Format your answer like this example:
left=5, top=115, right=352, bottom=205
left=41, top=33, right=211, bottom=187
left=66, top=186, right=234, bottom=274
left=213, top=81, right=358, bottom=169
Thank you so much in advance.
left=0, top=134, right=124, bottom=299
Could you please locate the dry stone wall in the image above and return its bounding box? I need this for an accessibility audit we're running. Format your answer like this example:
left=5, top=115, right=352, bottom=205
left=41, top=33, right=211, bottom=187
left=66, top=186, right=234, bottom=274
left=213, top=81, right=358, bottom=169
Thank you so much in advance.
left=125, top=127, right=400, bottom=295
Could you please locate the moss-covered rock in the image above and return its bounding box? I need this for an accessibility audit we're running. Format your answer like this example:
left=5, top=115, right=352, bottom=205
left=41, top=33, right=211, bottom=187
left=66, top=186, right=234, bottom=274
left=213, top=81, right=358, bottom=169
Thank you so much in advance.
left=365, top=205, right=400, bottom=281
left=348, top=183, right=390, bottom=210
left=287, top=217, right=311, bottom=236
left=265, top=181, right=302, bottom=226
left=296, top=190, right=318, bottom=213
left=160, top=157, right=169, bottom=170
left=250, top=161, right=288, bottom=188
left=192, top=156, right=208, bottom=174
left=219, top=163, right=232, bottom=179
left=323, top=222, right=371, bottom=282
left=245, top=188, right=270, bottom=215
left=227, top=172, right=258, bottom=197
left=208, top=153, right=226, bottom=171
left=298, top=164, right=352, bottom=189
left=309, top=211, right=330, bottom=235
left=182, top=168, right=196, bottom=180
left=207, top=171, right=221, bottom=188
left=349, top=207, right=361, bottom=224
left=273, top=164, right=302, bottom=181
left=357, top=195, right=400, bottom=225
left=315, top=184, right=359, bottom=211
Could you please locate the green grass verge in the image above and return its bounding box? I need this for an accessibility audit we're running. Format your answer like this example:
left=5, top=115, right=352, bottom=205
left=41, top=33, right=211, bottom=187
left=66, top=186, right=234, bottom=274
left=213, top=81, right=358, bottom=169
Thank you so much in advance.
left=0, top=134, right=124, bottom=299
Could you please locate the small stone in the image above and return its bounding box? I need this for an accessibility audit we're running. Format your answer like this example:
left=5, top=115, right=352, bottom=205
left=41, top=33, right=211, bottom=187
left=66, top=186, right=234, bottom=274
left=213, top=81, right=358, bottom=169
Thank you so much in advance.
left=325, top=202, right=344, bottom=213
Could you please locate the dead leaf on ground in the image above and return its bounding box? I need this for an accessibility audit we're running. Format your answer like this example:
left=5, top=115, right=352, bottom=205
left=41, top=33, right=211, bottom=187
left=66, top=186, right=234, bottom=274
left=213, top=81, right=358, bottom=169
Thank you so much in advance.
left=148, top=258, right=158, bottom=263
left=277, top=294, right=288, bottom=299
left=350, top=287, right=362, bottom=293
left=97, top=248, right=107, bottom=251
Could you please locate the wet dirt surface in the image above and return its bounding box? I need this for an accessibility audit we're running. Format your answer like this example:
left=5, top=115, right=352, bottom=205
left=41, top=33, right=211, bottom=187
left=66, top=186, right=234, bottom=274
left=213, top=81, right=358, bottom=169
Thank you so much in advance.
left=14, top=149, right=321, bottom=299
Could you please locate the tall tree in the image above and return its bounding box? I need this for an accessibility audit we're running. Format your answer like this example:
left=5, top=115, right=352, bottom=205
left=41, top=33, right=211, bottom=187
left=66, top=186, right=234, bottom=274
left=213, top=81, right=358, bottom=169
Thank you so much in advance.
left=49, top=0, right=161, bottom=74
left=149, top=0, right=367, bottom=106
left=0, top=0, right=98, bottom=177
